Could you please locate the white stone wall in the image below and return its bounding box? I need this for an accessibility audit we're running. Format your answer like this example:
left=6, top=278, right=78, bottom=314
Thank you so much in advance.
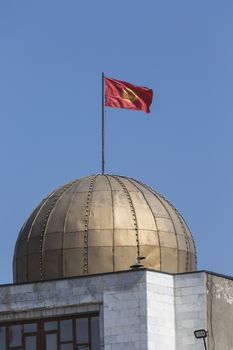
left=206, top=273, right=233, bottom=349
left=146, top=271, right=175, bottom=350
left=0, top=270, right=215, bottom=349
left=174, top=272, right=207, bottom=350
left=146, top=271, right=208, bottom=350
left=103, top=288, right=147, bottom=350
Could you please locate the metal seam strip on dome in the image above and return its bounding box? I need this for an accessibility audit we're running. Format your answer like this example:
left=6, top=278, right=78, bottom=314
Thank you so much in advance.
left=36, top=228, right=162, bottom=233
left=83, top=175, right=98, bottom=274
left=13, top=219, right=28, bottom=280
left=105, top=175, right=115, bottom=271
left=62, top=178, right=84, bottom=277
left=25, top=197, right=51, bottom=281
left=39, top=180, right=80, bottom=280
left=153, top=192, right=192, bottom=271
left=170, top=209, right=191, bottom=271
left=24, top=193, right=61, bottom=282
left=141, top=183, right=192, bottom=272
left=128, top=174, right=196, bottom=269
left=132, top=178, right=181, bottom=272
left=155, top=194, right=187, bottom=272
left=164, top=197, right=197, bottom=267
left=18, top=183, right=69, bottom=282
left=173, top=208, right=197, bottom=265
left=153, top=188, right=191, bottom=271
left=13, top=202, right=43, bottom=282
left=126, top=177, right=162, bottom=269
left=175, top=210, right=197, bottom=266
left=112, top=175, right=140, bottom=263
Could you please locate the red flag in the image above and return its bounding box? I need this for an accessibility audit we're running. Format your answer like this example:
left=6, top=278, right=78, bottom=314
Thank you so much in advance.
left=105, top=77, right=153, bottom=113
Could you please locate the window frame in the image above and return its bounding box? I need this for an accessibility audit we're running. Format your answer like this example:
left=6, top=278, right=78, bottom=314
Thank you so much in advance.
left=0, top=312, right=99, bottom=350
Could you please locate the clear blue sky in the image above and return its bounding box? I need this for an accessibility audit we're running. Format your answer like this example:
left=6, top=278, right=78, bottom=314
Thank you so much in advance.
left=0, top=1, right=233, bottom=284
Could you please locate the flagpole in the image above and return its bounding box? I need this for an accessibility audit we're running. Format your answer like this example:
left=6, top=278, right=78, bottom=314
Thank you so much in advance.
left=102, top=72, right=105, bottom=174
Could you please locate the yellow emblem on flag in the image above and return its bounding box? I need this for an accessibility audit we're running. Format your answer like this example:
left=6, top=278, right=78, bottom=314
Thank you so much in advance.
left=122, top=87, right=138, bottom=103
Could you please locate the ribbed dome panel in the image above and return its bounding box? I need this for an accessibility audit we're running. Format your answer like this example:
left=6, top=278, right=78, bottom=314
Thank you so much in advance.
left=13, top=174, right=197, bottom=282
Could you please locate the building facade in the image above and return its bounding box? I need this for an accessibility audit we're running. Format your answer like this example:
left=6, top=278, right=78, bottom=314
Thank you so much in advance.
left=0, top=269, right=233, bottom=349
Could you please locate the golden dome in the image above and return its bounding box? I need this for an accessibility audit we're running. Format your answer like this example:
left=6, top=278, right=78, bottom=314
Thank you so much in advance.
left=13, top=174, right=197, bottom=283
